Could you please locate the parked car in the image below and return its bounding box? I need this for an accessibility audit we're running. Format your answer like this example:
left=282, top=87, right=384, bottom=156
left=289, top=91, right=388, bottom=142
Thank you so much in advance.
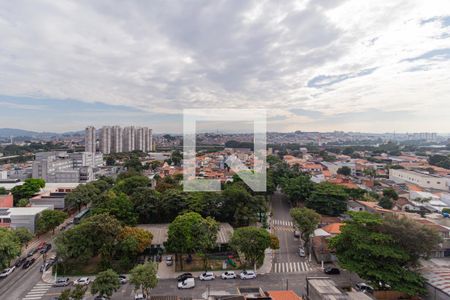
left=178, top=277, right=195, bottom=289
left=94, top=296, right=110, bottom=300
left=15, top=257, right=27, bottom=267
left=298, top=247, right=306, bottom=257
left=134, top=293, right=146, bottom=300
left=23, top=258, right=36, bottom=269
left=119, top=275, right=127, bottom=284
left=165, top=256, right=173, bottom=266
left=294, top=230, right=301, bottom=238
left=221, top=271, right=237, bottom=279
left=36, top=241, right=47, bottom=251
left=40, top=263, right=49, bottom=273
left=40, top=243, right=52, bottom=254
left=73, top=277, right=91, bottom=286
left=53, top=278, right=71, bottom=287
left=176, top=273, right=193, bottom=282
left=239, top=270, right=256, bottom=280
left=0, top=266, right=16, bottom=278
left=324, top=267, right=340, bottom=275
left=199, top=272, right=215, bottom=281
left=356, top=282, right=374, bottom=294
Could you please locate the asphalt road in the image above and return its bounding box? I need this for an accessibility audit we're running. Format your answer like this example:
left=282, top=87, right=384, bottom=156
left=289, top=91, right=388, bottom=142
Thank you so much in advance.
left=26, top=270, right=357, bottom=300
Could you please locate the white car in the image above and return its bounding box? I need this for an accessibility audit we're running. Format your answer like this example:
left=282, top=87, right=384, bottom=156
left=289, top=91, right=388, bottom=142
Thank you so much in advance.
left=199, top=272, right=215, bottom=281
left=221, top=271, right=237, bottom=279
left=73, top=277, right=91, bottom=286
left=0, top=266, right=16, bottom=278
left=239, top=270, right=256, bottom=280
left=178, top=277, right=195, bottom=289
left=134, top=293, right=146, bottom=300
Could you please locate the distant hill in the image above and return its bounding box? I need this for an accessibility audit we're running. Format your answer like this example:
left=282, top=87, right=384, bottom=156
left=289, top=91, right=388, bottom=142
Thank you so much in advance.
left=0, top=128, right=82, bottom=138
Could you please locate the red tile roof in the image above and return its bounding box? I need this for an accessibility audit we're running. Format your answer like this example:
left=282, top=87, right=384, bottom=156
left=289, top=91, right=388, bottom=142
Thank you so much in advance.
left=267, top=290, right=302, bottom=300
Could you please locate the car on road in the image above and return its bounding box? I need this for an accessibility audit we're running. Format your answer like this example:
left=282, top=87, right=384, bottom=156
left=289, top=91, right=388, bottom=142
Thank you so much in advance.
left=23, top=258, right=36, bottom=269
left=176, top=272, right=193, bottom=282
left=324, top=267, right=340, bottom=275
left=53, top=278, right=71, bottom=287
left=199, top=272, right=215, bottom=281
left=40, top=243, right=52, bottom=254
left=119, top=275, right=127, bottom=284
left=221, top=271, right=237, bottom=279
left=294, top=230, right=301, bottom=238
left=298, top=247, right=306, bottom=257
left=178, top=277, right=195, bottom=289
left=356, top=282, right=374, bottom=294
left=0, top=266, right=16, bottom=278
left=239, top=270, right=256, bottom=280
left=27, top=248, right=37, bottom=257
left=94, top=296, right=110, bottom=300
left=73, top=277, right=91, bottom=286
left=165, top=255, right=173, bottom=266
left=15, top=257, right=27, bottom=267
left=134, top=293, right=146, bottom=300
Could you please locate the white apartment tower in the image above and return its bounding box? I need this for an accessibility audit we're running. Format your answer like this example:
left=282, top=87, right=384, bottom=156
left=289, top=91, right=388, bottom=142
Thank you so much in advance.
left=99, top=126, right=111, bottom=154
left=144, top=127, right=153, bottom=152
left=111, top=126, right=123, bottom=153
left=123, top=126, right=136, bottom=152
left=84, top=126, right=96, bottom=153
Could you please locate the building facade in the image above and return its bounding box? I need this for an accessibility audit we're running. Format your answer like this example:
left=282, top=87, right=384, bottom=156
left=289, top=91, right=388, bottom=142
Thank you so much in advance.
left=84, top=126, right=96, bottom=153
left=99, top=126, right=111, bottom=154
left=111, top=125, right=123, bottom=153
left=390, top=169, right=450, bottom=191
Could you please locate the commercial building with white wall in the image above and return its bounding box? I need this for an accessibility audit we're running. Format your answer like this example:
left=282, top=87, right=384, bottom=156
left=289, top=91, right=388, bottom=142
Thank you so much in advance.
left=390, top=169, right=450, bottom=191
left=0, top=206, right=51, bottom=233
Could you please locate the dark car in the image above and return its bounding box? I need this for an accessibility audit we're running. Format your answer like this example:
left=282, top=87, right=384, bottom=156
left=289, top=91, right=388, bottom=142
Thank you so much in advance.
left=23, top=258, right=36, bottom=269
left=324, top=267, right=340, bottom=275
left=15, top=257, right=27, bottom=267
left=40, top=243, right=52, bottom=254
left=177, top=273, right=193, bottom=282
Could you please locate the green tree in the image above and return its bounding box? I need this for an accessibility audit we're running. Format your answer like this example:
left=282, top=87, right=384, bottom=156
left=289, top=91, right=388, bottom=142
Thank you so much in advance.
left=91, top=269, right=120, bottom=297
left=114, top=175, right=150, bottom=196
left=37, top=210, right=68, bottom=234
left=337, top=166, right=351, bottom=176
left=105, top=156, right=116, bottom=166
left=13, top=227, right=33, bottom=246
left=129, top=262, right=159, bottom=297
left=124, top=157, right=143, bottom=173
left=65, top=183, right=101, bottom=212
left=159, top=189, right=188, bottom=221
left=290, top=207, right=320, bottom=254
left=230, top=226, right=271, bottom=269
left=383, top=188, right=399, bottom=200
left=165, top=212, right=219, bottom=271
left=70, top=285, right=87, bottom=300
left=16, top=198, right=29, bottom=207
left=330, top=212, right=440, bottom=296
left=92, top=191, right=138, bottom=225
left=58, top=289, right=71, bottom=300
left=0, top=187, right=7, bottom=195
left=131, top=188, right=162, bottom=223
left=0, top=228, right=21, bottom=268
left=269, top=233, right=280, bottom=250
left=378, top=196, right=394, bottom=209
left=305, top=182, right=349, bottom=216
left=11, top=178, right=45, bottom=204
left=281, top=175, right=314, bottom=206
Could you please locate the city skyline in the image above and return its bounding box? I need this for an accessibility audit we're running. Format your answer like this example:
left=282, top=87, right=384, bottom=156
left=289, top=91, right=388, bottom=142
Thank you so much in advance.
left=0, top=1, right=450, bottom=133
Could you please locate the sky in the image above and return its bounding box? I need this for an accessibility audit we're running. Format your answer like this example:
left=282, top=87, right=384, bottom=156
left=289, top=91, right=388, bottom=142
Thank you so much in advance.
left=0, top=0, right=449, bottom=134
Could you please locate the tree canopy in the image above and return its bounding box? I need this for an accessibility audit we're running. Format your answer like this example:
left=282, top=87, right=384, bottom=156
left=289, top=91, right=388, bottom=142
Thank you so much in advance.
left=91, top=269, right=120, bottom=297
left=230, top=226, right=271, bottom=268
left=129, top=262, right=158, bottom=297
left=290, top=207, right=320, bottom=253
left=330, top=212, right=441, bottom=296
left=305, top=182, right=349, bottom=216
left=37, top=210, right=68, bottom=234
left=0, top=228, right=21, bottom=269
left=281, top=174, right=314, bottom=206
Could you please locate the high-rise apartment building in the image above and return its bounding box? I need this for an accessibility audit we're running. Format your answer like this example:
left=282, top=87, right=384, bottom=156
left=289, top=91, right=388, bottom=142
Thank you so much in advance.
left=111, top=126, right=123, bottom=153
left=85, top=126, right=96, bottom=153
left=135, top=127, right=145, bottom=151
left=144, top=127, right=153, bottom=152
left=123, top=126, right=136, bottom=152
left=99, top=126, right=112, bottom=154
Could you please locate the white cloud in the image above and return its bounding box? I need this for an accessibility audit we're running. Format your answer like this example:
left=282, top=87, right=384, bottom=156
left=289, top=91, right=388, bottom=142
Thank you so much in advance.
left=0, top=0, right=449, bottom=132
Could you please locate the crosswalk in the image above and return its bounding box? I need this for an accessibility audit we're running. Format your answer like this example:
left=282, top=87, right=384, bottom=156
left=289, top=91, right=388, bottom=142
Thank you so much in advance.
left=272, top=219, right=294, bottom=227
left=22, top=282, right=52, bottom=300
left=272, top=226, right=295, bottom=232
left=272, top=261, right=312, bottom=273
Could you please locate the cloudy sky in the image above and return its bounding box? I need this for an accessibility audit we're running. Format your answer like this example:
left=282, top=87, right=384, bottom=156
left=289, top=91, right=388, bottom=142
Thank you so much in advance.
left=0, top=0, right=449, bottom=133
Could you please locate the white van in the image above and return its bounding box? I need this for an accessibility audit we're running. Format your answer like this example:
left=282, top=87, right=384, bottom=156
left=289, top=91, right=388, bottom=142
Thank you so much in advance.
left=178, top=277, right=195, bottom=289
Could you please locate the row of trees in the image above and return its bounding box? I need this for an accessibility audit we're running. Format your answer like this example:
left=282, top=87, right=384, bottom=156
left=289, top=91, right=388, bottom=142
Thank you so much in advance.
left=64, top=174, right=268, bottom=227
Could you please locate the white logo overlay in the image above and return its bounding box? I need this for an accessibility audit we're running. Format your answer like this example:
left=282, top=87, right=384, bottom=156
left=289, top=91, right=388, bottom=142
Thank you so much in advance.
left=183, top=109, right=267, bottom=192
